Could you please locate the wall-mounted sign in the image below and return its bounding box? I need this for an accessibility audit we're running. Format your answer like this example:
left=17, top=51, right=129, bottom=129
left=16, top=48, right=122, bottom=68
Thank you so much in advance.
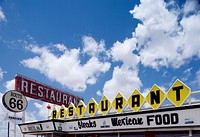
left=20, top=121, right=55, bottom=133
left=59, top=105, right=67, bottom=120
left=64, top=105, right=200, bottom=132
left=50, top=79, right=191, bottom=120
left=15, top=74, right=83, bottom=107
left=167, top=79, right=190, bottom=107
left=146, top=84, right=166, bottom=110
left=67, top=103, right=76, bottom=119
left=76, top=100, right=86, bottom=118
left=86, top=98, right=98, bottom=117
left=27, top=124, right=42, bottom=132
left=2, top=90, right=28, bottom=112
left=112, top=93, right=126, bottom=114
left=51, top=107, right=59, bottom=119
left=19, top=105, right=200, bottom=133
left=99, top=96, right=111, bottom=115
left=128, top=89, right=145, bottom=112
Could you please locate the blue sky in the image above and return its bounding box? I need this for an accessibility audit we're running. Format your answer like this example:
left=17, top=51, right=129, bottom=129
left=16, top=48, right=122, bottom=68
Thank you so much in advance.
left=0, top=0, right=200, bottom=136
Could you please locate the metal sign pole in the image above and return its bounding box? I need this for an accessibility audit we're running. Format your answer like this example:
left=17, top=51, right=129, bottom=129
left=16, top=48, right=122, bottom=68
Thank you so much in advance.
left=14, top=112, right=16, bottom=137
left=23, top=111, right=25, bottom=137
left=7, top=122, right=10, bottom=137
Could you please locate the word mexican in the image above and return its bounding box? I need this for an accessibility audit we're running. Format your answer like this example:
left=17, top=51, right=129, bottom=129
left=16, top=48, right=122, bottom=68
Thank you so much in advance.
left=51, top=79, right=190, bottom=120
left=111, top=117, right=143, bottom=126
left=78, top=120, right=96, bottom=129
left=15, top=75, right=83, bottom=107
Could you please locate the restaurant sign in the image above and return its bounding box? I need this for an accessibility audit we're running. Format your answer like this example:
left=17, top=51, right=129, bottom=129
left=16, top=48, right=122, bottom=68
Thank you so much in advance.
left=15, top=75, right=83, bottom=107
left=19, top=105, right=200, bottom=133
left=51, top=79, right=191, bottom=120
left=64, top=105, right=200, bottom=132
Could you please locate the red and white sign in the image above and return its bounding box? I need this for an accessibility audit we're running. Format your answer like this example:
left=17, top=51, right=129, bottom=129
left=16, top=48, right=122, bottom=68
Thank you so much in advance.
left=15, top=75, right=83, bottom=107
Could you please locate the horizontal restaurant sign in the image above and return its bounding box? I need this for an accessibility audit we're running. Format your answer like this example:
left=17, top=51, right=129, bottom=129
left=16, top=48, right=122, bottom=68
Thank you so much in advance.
left=50, top=79, right=191, bottom=119
left=64, top=105, right=200, bottom=132
left=19, top=105, right=200, bottom=133
left=15, top=75, right=83, bottom=107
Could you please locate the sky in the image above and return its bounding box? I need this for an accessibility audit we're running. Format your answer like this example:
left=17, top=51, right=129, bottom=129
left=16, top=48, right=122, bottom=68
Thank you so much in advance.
left=0, top=0, right=200, bottom=136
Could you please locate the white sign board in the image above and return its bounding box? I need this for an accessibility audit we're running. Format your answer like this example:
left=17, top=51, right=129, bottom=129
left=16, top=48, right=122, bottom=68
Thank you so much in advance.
left=64, top=105, right=200, bottom=132
left=2, top=90, right=28, bottom=112
left=19, top=105, right=200, bottom=134
left=20, top=121, right=55, bottom=133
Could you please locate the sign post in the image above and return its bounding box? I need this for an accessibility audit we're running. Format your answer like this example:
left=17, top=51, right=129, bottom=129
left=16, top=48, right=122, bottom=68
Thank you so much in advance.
left=8, top=121, right=9, bottom=137
left=14, top=112, right=16, bottom=137
left=2, top=90, right=28, bottom=137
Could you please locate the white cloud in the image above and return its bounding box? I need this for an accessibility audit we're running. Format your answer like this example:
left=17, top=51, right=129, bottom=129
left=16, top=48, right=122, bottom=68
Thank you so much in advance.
left=0, top=67, right=4, bottom=81
left=103, top=67, right=142, bottom=101
left=102, top=36, right=141, bottom=101
left=21, top=38, right=110, bottom=92
left=0, top=7, right=6, bottom=22
left=196, top=70, right=200, bottom=86
left=184, top=67, right=192, bottom=75
left=33, top=102, right=56, bottom=120
left=190, top=97, right=199, bottom=102
left=54, top=43, right=67, bottom=52
left=184, top=0, right=200, bottom=15
left=129, top=0, right=200, bottom=70
left=180, top=14, right=200, bottom=58
left=162, top=71, right=168, bottom=77
left=96, top=90, right=103, bottom=97
left=110, top=37, right=140, bottom=69
left=141, top=88, right=150, bottom=97
left=4, top=79, right=15, bottom=91
left=82, top=36, right=106, bottom=57
left=130, top=0, right=178, bottom=36
left=130, top=0, right=180, bottom=69
left=192, top=69, right=200, bottom=88
left=181, top=67, right=193, bottom=81
left=84, top=57, right=110, bottom=84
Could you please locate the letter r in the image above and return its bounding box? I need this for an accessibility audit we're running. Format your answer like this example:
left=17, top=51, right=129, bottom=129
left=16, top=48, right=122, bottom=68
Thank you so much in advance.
left=116, top=97, right=123, bottom=109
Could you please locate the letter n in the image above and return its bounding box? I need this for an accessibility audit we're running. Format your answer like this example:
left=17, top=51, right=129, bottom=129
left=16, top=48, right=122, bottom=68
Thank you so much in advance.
left=150, top=90, right=160, bottom=105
